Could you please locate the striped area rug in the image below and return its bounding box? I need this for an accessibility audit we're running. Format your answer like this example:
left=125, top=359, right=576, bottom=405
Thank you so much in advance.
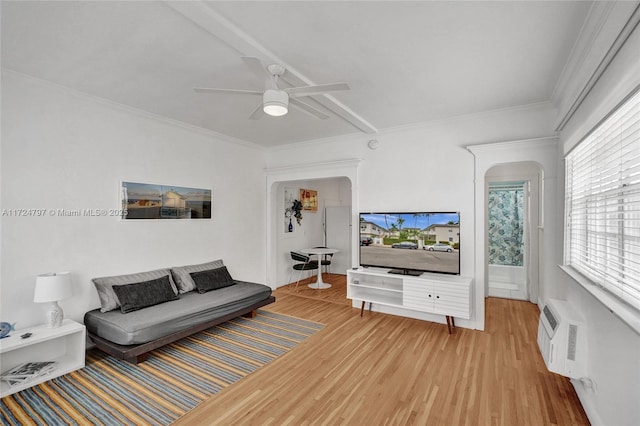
left=1, top=310, right=324, bottom=425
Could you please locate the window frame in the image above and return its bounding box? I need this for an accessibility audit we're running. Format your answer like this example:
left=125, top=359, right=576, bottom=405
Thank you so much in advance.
left=563, top=88, right=640, bottom=332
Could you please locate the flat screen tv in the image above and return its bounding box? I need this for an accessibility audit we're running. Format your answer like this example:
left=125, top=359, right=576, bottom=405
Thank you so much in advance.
left=359, top=212, right=460, bottom=276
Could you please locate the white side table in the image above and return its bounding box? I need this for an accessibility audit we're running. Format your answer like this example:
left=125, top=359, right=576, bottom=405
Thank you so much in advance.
left=300, top=247, right=340, bottom=289
left=0, top=319, right=86, bottom=397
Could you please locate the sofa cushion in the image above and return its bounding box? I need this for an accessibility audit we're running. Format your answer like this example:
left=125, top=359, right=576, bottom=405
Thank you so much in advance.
left=92, top=268, right=178, bottom=313
left=112, top=275, right=179, bottom=313
left=191, top=266, right=236, bottom=293
left=171, top=259, right=224, bottom=293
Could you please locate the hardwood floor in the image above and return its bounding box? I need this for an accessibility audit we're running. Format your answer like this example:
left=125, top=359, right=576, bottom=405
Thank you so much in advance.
left=275, top=273, right=352, bottom=306
left=175, top=274, right=589, bottom=425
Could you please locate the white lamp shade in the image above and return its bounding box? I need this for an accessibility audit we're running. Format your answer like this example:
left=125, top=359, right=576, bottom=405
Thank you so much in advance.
left=263, top=89, right=289, bottom=116
left=33, top=272, right=73, bottom=303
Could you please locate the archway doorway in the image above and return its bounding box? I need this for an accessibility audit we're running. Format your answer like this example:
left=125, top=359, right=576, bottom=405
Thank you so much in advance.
left=265, top=160, right=360, bottom=288
left=468, top=136, right=558, bottom=330
left=485, top=162, right=542, bottom=304
left=272, top=177, right=352, bottom=286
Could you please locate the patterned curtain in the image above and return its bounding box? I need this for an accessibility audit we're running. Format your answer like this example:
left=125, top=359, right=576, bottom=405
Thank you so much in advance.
left=488, top=186, right=524, bottom=266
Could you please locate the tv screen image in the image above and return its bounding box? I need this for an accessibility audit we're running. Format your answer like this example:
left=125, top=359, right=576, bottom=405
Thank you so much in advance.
left=359, top=212, right=460, bottom=275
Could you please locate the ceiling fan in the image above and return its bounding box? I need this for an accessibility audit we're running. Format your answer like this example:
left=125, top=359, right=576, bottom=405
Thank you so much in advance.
left=194, top=57, right=350, bottom=120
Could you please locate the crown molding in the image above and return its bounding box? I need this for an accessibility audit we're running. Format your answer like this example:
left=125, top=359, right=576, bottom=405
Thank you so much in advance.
left=266, top=129, right=366, bottom=153
left=551, top=2, right=618, bottom=104
left=377, top=101, right=556, bottom=137
left=553, top=2, right=640, bottom=131
left=265, top=158, right=362, bottom=176
left=466, top=136, right=558, bottom=155
left=2, top=68, right=265, bottom=151
left=266, top=100, right=556, bottom=153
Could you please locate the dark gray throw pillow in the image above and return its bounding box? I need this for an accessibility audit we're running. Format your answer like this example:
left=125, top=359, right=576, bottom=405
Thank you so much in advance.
left=112, top=275, right=179, bottom=313
left=190, top=266, right=236, bottom=293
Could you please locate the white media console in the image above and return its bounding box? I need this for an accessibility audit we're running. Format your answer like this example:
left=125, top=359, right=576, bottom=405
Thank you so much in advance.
left=347, top=267, right=472, bottom=333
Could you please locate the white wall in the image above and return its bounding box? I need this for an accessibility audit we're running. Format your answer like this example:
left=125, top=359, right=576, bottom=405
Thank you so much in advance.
left=266, top=102, right=558, bottom=330
left=1, top=71, right=267, bottom=329
left=555, top=14, right=640, bottom=426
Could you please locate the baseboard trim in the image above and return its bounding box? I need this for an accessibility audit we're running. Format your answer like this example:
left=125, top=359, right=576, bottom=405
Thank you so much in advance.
left=571, top=378, right=603, bottom=426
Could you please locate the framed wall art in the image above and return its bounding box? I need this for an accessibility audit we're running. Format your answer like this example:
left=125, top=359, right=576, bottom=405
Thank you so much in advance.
left=121, top=181, right=212, bottom=220
left=299, top=188, right=318, bottom=212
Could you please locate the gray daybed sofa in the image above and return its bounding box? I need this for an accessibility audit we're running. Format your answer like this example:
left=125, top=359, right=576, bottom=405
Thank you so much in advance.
left=84, top=259, right=275, bottom=363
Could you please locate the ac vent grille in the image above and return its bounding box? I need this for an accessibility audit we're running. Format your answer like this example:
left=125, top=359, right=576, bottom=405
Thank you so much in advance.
left=567, top=324, right=578, bottom=361
left=543, top=305, right=558, bottom=331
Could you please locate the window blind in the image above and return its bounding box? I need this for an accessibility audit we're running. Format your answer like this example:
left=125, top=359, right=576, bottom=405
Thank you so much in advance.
left=565, top=89, right=640, bottom=311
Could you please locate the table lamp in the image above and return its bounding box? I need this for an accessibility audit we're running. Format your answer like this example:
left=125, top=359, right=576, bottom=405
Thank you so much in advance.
left=33, top=272, right=72, bottom=327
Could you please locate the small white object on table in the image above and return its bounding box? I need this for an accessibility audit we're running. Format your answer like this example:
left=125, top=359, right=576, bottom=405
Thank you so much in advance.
left=300, top=247, right=340, bottom=289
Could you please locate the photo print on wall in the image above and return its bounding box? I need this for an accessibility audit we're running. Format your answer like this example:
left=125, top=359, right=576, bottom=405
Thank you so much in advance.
left=121, top=181, right=212, bottom=220
left=300, top=188, right=318, bottom=211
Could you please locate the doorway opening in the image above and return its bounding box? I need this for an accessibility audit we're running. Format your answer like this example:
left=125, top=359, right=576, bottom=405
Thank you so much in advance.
left=487, top=181, right=528, bottom=300
left=485, top=162, right=541, bottom=304
left=265, top=159, right=360, bottom=289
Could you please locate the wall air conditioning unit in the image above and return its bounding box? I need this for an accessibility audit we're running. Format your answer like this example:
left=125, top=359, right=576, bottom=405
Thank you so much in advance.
left=537, top=298, right=586, bottom=379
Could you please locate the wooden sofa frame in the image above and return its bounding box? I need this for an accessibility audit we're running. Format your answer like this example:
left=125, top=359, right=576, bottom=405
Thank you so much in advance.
left=88, top=295, right=276, bottom=364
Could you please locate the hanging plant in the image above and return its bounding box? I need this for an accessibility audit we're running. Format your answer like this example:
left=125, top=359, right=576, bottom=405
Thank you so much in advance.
left=291, top=199, right=303, bottom=225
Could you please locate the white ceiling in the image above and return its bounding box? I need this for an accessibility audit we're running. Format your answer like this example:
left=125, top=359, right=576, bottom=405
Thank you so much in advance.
left=1, top=1, right=593, bottom=148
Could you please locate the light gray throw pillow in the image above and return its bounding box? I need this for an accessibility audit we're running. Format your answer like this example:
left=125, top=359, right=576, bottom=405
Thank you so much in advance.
left=171, top=259, right=224, bottom=293
left=92, top=268, right=178, bottom=313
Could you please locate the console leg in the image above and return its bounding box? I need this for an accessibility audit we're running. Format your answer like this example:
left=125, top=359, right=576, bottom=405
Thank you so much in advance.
left=446, top=315, right=456, bottom=334
left=360, top=301, right=365, bottom=317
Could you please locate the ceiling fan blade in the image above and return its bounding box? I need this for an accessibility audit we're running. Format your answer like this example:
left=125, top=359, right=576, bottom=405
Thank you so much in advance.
left=290, top=98, right=330, bottom=120
left=193, top=87, right=262, bottom=96
left=249, top=102, right=265, bottom=120
left=287, top=83, right=350, bottom=98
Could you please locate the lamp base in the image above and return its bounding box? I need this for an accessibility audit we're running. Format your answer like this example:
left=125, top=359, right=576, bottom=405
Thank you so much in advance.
left=46, top=301, right=64, bottom=328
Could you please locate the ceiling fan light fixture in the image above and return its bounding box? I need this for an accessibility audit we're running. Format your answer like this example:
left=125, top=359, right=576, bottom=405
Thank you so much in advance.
left=263, top=89, right=289, bottom=116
